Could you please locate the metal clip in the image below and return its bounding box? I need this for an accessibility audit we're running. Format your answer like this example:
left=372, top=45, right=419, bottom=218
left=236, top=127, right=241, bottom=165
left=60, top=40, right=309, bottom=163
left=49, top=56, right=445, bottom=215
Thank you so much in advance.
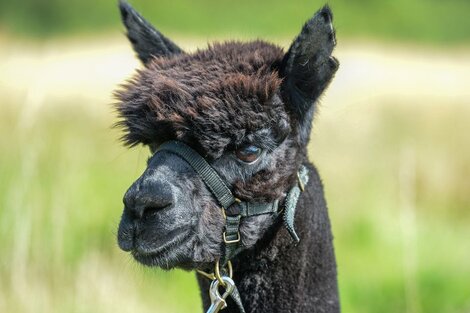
left=206, top=276, right=235, bottom=313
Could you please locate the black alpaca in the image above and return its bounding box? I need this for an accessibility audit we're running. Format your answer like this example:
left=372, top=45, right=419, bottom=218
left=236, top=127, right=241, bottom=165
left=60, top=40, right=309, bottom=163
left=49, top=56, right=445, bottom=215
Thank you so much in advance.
left=115, top=1, right=339, bottom=312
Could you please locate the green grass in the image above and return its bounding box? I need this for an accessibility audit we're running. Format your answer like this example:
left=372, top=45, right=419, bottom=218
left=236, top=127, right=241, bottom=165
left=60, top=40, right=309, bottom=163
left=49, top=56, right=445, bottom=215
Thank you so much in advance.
left=1, top=0, right=470, bottom=44
left=1, top=92, right=469, bottom=312
left=311, top=100, right=470, bottom=313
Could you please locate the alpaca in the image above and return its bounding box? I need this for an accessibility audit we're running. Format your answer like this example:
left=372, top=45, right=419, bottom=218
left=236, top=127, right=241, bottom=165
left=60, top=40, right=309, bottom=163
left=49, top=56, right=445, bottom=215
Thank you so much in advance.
left=115, top=1, right=339, bottom=312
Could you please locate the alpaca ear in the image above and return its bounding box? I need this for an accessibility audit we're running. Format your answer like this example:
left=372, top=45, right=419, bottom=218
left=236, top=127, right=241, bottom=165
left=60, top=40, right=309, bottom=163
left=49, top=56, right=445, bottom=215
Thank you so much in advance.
left=280, top=5, right=339, bottom=143
left=119, top=1, right=183, bottom=64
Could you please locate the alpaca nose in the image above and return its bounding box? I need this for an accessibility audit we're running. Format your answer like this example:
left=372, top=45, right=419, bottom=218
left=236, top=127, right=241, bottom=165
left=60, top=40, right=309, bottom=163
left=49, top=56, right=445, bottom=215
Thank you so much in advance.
left=123, top=178, right=174, bottom=219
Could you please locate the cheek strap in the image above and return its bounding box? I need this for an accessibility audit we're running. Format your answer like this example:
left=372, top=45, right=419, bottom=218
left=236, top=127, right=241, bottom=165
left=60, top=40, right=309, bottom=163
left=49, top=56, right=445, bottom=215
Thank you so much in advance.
left=157, top=140, right=308, bottom=265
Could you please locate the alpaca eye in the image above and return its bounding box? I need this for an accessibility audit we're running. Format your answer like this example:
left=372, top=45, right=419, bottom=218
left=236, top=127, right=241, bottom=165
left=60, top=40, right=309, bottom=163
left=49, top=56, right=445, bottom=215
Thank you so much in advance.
left=235, top=145, right=262, bottom=163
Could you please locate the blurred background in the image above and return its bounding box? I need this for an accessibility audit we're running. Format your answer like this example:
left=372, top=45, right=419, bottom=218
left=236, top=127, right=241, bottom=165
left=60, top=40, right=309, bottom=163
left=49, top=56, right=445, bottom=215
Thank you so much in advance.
left=0, top=0, right=469, bottom=312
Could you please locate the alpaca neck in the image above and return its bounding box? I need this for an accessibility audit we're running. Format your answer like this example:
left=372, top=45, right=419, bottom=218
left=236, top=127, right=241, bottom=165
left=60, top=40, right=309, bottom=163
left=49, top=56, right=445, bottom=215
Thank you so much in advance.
left=197, top=163, right=340, bottom=313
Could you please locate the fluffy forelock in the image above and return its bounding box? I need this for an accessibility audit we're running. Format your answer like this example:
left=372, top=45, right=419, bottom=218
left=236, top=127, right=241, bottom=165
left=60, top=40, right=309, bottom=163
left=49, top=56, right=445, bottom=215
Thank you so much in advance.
left=115, top=40, right=290, bottom=158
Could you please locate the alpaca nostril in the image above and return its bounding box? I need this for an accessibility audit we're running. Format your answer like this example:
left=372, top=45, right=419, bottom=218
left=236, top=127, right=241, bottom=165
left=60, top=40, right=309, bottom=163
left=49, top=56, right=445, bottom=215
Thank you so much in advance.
left=129, top=193, right=173, bottom=219
left=140, top=201, right=173, bottom=220
left=142, top=206, right=160, bottom=219
left=123, top=175, right=175, bottom=220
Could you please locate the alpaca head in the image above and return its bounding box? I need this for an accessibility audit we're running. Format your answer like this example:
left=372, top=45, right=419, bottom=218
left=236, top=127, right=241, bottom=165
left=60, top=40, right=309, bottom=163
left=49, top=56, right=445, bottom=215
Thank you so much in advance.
left=115, top=1, right=338, bottom=270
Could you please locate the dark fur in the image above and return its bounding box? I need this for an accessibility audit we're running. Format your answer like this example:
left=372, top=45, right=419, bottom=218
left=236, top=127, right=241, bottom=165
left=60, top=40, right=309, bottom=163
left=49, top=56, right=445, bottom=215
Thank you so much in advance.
left=197, top=163, right=339, bottom=312
left=115, top=2, right=339, bottom=312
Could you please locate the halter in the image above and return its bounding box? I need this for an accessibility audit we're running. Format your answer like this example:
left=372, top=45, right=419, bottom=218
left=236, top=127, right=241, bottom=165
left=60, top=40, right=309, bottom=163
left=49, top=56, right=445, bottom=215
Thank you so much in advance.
left=157, top=140, right=309, bottom=313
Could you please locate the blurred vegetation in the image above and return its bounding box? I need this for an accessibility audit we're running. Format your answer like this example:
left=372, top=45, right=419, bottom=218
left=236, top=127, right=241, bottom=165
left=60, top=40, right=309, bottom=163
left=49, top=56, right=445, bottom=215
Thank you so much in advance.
left=1, top=93, right=469, bottom=312
left=1, top=0, right=470, bottom=44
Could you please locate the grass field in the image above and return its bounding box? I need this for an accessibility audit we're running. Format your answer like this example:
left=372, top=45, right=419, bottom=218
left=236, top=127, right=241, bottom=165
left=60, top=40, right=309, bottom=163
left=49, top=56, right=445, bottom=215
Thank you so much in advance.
left=1, top=37, right=470, bottom=313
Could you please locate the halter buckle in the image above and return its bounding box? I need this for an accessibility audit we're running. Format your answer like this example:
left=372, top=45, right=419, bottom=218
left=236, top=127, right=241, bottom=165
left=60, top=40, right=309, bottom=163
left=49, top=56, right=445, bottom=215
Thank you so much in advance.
left=223, top=231, right=241, bottom=244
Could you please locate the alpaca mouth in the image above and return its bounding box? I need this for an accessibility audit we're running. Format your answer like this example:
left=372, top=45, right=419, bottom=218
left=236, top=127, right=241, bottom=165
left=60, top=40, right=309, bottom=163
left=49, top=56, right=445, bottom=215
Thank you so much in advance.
left=131, top=230, right=193, bottom=268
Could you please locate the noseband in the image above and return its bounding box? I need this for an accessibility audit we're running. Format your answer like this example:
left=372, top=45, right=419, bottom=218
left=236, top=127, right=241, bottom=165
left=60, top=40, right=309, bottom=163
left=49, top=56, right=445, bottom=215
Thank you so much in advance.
left=157, top=140, right=309, bottom=313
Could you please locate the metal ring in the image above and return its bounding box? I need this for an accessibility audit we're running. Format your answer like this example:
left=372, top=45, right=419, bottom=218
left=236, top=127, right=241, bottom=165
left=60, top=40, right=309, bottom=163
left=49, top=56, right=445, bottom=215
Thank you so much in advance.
left=214, top=259, right=233, bottom=286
